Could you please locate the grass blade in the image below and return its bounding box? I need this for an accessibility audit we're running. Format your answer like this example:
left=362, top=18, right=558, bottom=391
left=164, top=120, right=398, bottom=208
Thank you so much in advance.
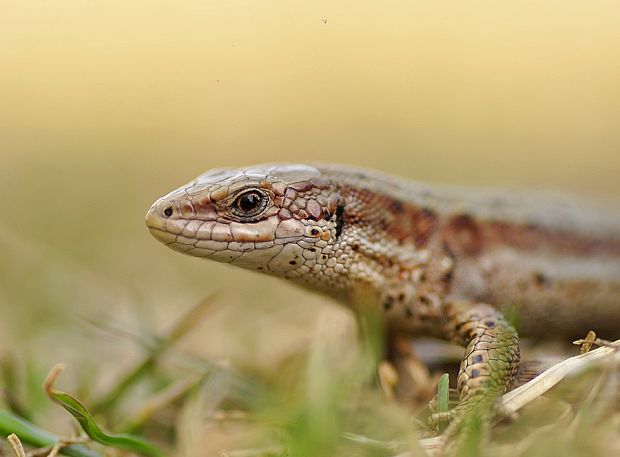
left=436, top=373, right=450, bottom=433
left=91, top=293, right=219, bottom=413
left=0, top=410, right=100, bottom=457
left=44, top=365, right=165, bottom=457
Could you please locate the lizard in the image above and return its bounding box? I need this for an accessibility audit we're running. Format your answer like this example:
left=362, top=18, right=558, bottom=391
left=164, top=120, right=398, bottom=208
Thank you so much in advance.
left=144, top=163, right=620, bottom=431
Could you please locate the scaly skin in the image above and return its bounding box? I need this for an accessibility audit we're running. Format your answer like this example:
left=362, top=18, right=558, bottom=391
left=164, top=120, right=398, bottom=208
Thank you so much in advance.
left=145, top=163, right=620, bottom=429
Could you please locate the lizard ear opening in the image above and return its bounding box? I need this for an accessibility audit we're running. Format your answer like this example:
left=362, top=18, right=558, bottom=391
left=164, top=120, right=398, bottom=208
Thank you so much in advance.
left=335, top=203, right=345, bottom=238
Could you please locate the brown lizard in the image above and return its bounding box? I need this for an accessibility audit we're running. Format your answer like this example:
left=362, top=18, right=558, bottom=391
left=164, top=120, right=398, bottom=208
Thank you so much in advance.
left=145, top=163, right=620, bottom=428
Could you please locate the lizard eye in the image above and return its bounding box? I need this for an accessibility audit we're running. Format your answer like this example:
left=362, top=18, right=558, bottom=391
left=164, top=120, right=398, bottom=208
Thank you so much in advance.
left=230, top=190, right=269, bottom=218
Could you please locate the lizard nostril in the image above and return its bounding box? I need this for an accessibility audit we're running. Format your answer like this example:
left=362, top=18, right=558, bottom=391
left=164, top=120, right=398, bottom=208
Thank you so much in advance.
left=163, top=206, right=173, bottom=218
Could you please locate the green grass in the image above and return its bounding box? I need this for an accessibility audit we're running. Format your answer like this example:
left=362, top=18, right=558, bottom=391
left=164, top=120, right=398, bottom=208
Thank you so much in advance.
left=0, top=185, right=618, bottom=456
left=1, top=286, right=619, bottom=457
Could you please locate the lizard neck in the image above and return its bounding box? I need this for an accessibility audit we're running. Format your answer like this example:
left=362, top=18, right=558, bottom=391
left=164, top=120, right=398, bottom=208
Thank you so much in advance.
left=288, top=184, right=453, bottom=331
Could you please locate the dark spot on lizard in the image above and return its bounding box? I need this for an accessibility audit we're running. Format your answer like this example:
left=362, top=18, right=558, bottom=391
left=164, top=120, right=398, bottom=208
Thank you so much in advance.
left=470, top=368, right=480, bottom=378
left=525, top=222, right=539, bottom=230
left=310, top=228, right=320, bottom=236
left=484, top=320, right=496, bottom=328
left=335, top=204, right=345, bottom=238
left=309, top=248, right=316, bottom=252
left=289, top=260, right=297, bottom=265
left=383, top=298, right=394, bottom=310
left=398, top=293, right=405, bottom=302
left=322, top=254, right=328, bottom=260
left=472, top=354, right=483, bottom=364
left=533, top=272, right=550, bottom=287
left=377, top=218, right=389, bottom=230
left=388, top=200, right=404, bottom=213
left=445, top=213, right=482, bottom=256
left=351, top=243, right=360, bottom=251
left=418, top=295, right=431, bottom=306
left=405, top=307, right=414, bottom=318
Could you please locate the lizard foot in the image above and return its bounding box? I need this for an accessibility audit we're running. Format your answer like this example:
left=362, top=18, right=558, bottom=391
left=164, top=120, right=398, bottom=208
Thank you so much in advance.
left=427, top=396, right=519, bottom=432
left=427, top=409, right=458, bottom=430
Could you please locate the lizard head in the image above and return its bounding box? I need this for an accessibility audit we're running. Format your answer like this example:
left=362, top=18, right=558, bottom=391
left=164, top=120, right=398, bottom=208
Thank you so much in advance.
left=145, top=164, right=346, bottom=281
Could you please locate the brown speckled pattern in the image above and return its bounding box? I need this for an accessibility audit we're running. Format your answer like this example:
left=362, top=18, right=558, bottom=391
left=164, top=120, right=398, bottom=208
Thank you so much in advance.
left=146, top=163, right=620, bottom=420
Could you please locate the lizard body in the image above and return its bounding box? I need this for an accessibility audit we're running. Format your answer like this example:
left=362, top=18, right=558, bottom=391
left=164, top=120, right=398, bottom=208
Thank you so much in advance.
left=145, top=163, right=620, bottom=423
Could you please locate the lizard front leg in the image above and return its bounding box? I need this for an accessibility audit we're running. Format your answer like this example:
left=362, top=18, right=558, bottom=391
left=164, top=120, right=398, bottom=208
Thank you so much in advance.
left=430, top=300, right=520, bottom=426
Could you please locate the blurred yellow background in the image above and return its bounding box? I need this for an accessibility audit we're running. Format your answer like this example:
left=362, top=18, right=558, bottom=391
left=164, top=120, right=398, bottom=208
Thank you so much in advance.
left=1, top=1, right=619, bottom=375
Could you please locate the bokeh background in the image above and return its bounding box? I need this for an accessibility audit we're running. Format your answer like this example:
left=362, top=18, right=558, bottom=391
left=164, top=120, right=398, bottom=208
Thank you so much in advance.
left=1, top=0, right=619, bottom=436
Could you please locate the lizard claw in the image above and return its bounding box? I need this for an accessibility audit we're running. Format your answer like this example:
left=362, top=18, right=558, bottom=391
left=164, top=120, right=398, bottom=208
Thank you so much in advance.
left=427, top=409, right=458, bottom=430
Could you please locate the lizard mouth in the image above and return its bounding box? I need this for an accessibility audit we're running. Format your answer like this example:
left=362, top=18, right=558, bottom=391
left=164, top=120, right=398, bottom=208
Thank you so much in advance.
left=146, top=225, right=177, bottom=244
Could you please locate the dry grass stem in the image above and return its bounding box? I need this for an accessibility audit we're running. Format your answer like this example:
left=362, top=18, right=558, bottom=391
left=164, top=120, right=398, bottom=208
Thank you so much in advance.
left=502, top=339, right=620, bottom=412
left=8, top=434, right=27, bottom=457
